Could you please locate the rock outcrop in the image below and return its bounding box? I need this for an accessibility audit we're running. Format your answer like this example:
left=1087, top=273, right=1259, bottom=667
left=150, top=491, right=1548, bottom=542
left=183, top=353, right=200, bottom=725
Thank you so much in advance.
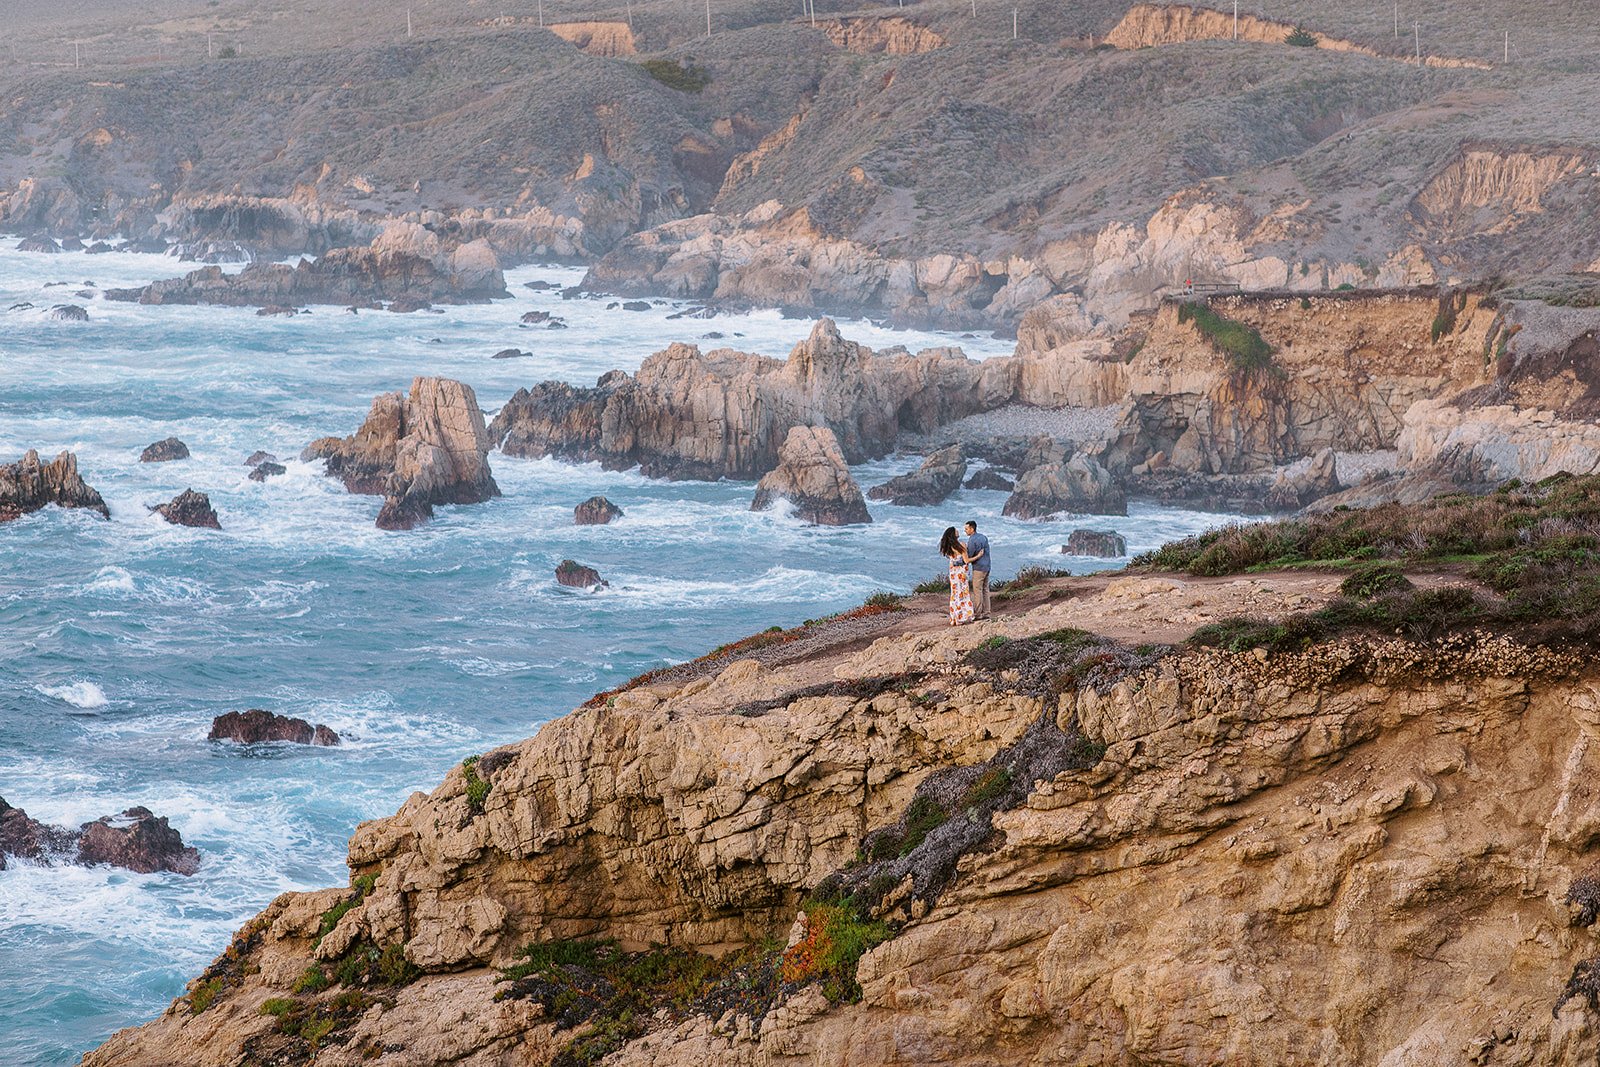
left=209, top=709, right=340, bottom=746
left=490, top=319, right=1012, bottom=481
left=1004, top=442, right=1126, bottom=518
left=751, top=425, right=871, bottom=525
left=0, top=449, right=110, bottom=522
left=151, top=489, right=221, bottom=529
left=47, top=303, right=88, bottom=321
left=1, top=796, right=199, bottom=876
left=573, top=496, right=623, bottom=525
left=140, top=437, right=190, bottom=463
left=75, top=569, right=1600, bottom=1066
left=303, top=378, right=500, bottom=530
left=104, top=240, right=507, bottom=310
left=245, top=451, right=277, bottom=467
left=1265, top=446, right=1343, bottom=511
left=867, top=445, right=966, bottom=507
left=248, top=462, right=287, bottom=482
left=1061, top=529, right=1127, bottom=557
left=555, top=559, right=608, bottom=589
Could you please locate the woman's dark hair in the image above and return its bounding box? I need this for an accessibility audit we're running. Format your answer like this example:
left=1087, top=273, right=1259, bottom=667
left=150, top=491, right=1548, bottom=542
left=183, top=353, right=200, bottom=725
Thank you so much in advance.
left=939, top=527, right=962, bottom=557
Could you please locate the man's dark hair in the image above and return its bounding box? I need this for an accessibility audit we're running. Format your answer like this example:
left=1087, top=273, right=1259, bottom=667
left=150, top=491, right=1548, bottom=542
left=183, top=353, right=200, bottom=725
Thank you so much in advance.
left=965, top=520, right=978, bottom=530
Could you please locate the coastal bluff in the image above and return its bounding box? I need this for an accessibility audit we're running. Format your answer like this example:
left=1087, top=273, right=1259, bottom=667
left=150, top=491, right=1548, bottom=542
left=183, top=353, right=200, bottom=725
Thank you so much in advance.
left=79, top=539, right=1600, bottom=1065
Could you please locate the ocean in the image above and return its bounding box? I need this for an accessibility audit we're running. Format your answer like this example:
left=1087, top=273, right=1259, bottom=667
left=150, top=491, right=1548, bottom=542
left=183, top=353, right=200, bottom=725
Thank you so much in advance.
left=0, top=243, right=1244, bottom=1065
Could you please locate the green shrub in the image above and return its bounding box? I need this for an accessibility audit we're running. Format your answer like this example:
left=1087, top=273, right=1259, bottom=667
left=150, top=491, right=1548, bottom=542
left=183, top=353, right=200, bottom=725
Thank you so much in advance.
left=260, top=997, right=296, bottom=1018
left=189, top=977, right=225, bottom=1015
left=1336, top=282, right=1356, bottom=291
left=960, top=767, right=1014, bottom=808
left=1299, top=297, right=1312, bottom=310
left=640, top=58, right=711, bottom=92
left=863, top=591, right=906, bottom=611
left=912, top=575, right=949, bottom=594
left=1339, top=563, right=1415, bottom=600
left=1176, top=302, right=1276, bottom=375
left=292, top=965, right=330, bottom=994
left=780, top=900, right=892, bottom=1003
left=1431, top=301, right=1459, bottom=342
left=974, top=634, right=1009, bottom=652
left=1285, top=27, right=1318, bottom=46
left=217, top=45, right=238, bottom=59
left=462, top=756, right=490, bottom=814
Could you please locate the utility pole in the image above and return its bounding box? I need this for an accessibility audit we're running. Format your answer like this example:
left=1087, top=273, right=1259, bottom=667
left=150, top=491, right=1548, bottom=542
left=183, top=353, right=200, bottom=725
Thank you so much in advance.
left=706, top=0, right=712, bottom=35
left=1394, top=2, right=1399, bottom=39
left=1233, top=0, right=1238, bottom=40
left=1012, top=7, right=1017, bottom=38
left=74, top=41, right=80, bottom=69
left=538, top=0, right=543, bottom=27
left=207, top=31, right=213, bottom=58
left=970, top=0, right=975, bottom=17
left=1504, top=29, right=1509, bottom=64
left=626, top=0, right=633, bottom=29
left=1414, top=21, right=1420, bottom=61
left=407, top=9, right=413, bottom=37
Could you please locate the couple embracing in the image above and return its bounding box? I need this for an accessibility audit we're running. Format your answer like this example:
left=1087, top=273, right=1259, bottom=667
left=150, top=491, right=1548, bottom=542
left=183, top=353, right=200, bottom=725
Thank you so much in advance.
left=939, top=520, right=991, bottom=626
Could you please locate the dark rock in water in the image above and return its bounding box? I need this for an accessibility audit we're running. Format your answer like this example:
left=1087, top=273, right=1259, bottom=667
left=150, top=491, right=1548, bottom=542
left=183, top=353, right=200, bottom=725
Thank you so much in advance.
left=86, top=242, right=114, bottom=254
left=176, top=240, right=253, bottom=264
left=621, top=300, right=651, bottom=312
left=0, top=796, right=77, bottom=863
left=248, top=462, right=287, bottom=482
left=74, top=289, right=95, bottom=299
left=868, top=445, right=966, bottom=507
left=151, top=489, right=221, bottom=529
left=121, top=237, right=170, bottom=255
left=520, top=310, right=552, bottom=324
left=244, top=450, right=277, bottom=467
left=752, top=426, right=872, bottom=526
left=964, top=468, right=1014, bottom=492
left=7, top=302, right=34, bottom=312
left=556, top=559, right=608, bottom=589
left=60, top=237, right=86, bottom=252
left=140, top=437, right=190, bottom=463
left=48, top=304, right=88, bottom=321
left=523, top=279, right=560, bottom=291
left=18, top=235, right=61, bottom=254
left=0, top=450, right=110, bottom=522
left=574, top=496, right=623, bottom=525
left=77, top=807, right=200, bottom=875
left=548, top=320, right=568, bottom=330
left=560, top=286, right=584, bottom=300
left=209, top=708, right=339, bottom=746
left=703, top=331, right=725, bottom=340
left=257, top=304, right=298, bottom=317
left=492, top=348, right=531, bottom=360
left=1062, top=529, right=1127, bottom=558
left=305, top=378, right=499, bottom=530
left=387, top=295, right=432, bottom=314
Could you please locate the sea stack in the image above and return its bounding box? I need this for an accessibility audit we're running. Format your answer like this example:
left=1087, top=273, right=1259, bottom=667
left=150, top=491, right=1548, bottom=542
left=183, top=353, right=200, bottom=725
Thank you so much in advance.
left=751, top=425, right=872, bottom=525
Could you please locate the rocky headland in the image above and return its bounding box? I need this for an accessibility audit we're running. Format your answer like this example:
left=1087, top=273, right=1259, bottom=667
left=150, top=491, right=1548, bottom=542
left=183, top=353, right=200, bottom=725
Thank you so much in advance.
left=76, top=474, right=1600, bottom=1065
left=304, top=377, right=501, bottom=530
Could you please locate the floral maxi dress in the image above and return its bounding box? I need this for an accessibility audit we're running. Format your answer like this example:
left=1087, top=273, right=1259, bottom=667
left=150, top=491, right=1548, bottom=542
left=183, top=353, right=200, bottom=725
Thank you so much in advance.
left=948, top=557, right=975, bottom=624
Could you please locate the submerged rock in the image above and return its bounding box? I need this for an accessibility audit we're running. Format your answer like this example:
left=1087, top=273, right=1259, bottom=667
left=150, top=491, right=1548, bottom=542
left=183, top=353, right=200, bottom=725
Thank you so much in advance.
left=140, top=437, right=190, bottom=463
left=1062, top=529, right=1127, bottom=557
left=752, top=425, right=871, bottom=526
left=868, top=445, right=966, bottom=506
left=247, top=462, right=286, bottom=482
left=493, top=348, right=532, bottom=360
left=555, top=559, right=608, bottom=589
left=304, top=377, right=500, bottom=529
left=209, top=709, right=339, bottom=746
left=151, top=489, right=221, bottom=529
left=574, top=496, right=624, bottom=525
left=47, top=304, right=88, bottom=321
left=17, top=235, right=61, bottom=254
left=0, top=450, right=110, bottom=522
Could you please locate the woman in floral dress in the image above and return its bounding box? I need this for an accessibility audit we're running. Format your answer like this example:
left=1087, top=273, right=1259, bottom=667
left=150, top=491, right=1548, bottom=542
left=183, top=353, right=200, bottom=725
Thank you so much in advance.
left=940, top=526, right=975, bottom=626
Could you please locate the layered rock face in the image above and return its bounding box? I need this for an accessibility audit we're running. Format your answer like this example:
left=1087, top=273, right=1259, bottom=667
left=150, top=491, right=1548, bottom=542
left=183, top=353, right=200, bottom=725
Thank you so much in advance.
left=104, top=239, right=507, bottom=310
left=490, top=319, right=1014, bottom=480
left=751, top=425, right=871, bottom=525
left=0, top=449, right=110, bottom=522
left=1003, top=441, right=1126, bottom=518
left=304, top=378, right=500, bottom=530
left=867, top=445, right=966, bottom=507
left=78, top=574, right=1600, bottom=1066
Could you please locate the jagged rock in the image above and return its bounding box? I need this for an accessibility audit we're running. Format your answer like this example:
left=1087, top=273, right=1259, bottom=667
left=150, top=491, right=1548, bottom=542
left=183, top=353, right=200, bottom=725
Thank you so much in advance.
left=140, top=437, right=190, bottom=463
left=175, top=240, right=253, bottom=264
left=18, top=234, right=61, bottom=253
left=1004, top=444, right=1126, bottom=518
left=490, top=319, right=1013, bottom=481
left=256, top=304, right=298, bottom=317
left=574, top=496, right=623, bottom=525
left=60, top=237, right=86, bottom=252
left=244, top=450, right=277, bottom=467
left=555, top=559, right=608, bottom=589
left=304, top=377, right=499, bottom=529
left=0, top=449, right=110, bottom=522
left=77, top=808, right=200, bottom=876
left=867, top=445, right=967, bottom=506
left=103, top=243, right=506, bottom=311
left=522, top=280, right=560, bottom=291
left=964, top=468, right=1014, bottom=492
left=7, top=302, right=34, bottom=312
left=388, top=295, right=431, bottom=313
left=47, top=304, right=88, bottom=321
left=86, top=242, right=113, bottom=254
left=1, top=796, right=198, bottom=876
left=520, top=310, right=552, bottom=324
left=621, top=300, right=652, bottom=311
left=247, top=462, right=286, bottom=482
left=209, top=709, right=339, bottom=746
left=151, top=489, right=221, bottom=529
left=121, top=237, right=169, bottom=254
left=752, top=425, right=871, bottom=525
left=492, top=348, right=531, bottom=360
left=1062, top=529, right=1127, bottom=557
left=1265, top=447, right=1343, bottom=511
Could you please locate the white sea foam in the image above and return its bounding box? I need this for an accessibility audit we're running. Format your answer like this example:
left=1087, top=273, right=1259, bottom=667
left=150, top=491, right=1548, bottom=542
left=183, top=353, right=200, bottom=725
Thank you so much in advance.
left=35, top=681, right=109, bottom=709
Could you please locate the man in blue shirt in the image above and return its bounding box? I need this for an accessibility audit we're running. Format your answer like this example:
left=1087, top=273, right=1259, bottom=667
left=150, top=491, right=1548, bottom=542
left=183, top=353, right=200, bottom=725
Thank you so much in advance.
left=964, top=520, right=991, bottom=620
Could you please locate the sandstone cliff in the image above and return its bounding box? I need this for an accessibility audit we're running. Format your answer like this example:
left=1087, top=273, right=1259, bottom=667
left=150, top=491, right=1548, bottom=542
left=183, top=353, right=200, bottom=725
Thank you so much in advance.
left=78, top=560, right=1600, bottom=1066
